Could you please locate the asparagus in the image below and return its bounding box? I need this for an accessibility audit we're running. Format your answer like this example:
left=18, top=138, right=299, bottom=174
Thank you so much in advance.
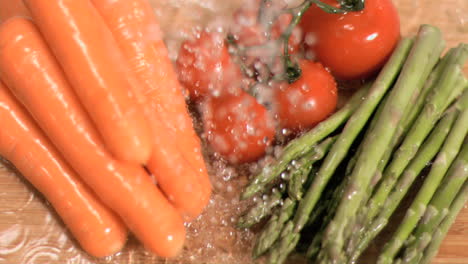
left=347, top=109, right=459, bottom=263
left=306, top=178, right=350, bottom=261
left=253, top=198, right=296, bottom=258
left=358, top=45, right=465, bottom=208
left=350, top=48, right=468, bottom=252
left=347, top=72, right=468, bottom=261
left=364, top=45, right=468, bottom=226
left=350, top=50, right=455, bottom=233
left=359, top=40, right=452, bottom=187
left=237, top=188, right=283, bottom=228
left=420, top=180, right=468, bottom=264
left=401, top=139, right=468, bottom=263
left=239, top=135, right=339, bottom=229
left=267, top=221, right=300, bottom=264
left=377, top=91, right=468, bottom=264
left=241, top=84, right=370, bottom=200
left=288, top=136, right=337, bottom=200
left=293, top=36, right=415, bottom=233
left=322, top=25, right=444, bottom=261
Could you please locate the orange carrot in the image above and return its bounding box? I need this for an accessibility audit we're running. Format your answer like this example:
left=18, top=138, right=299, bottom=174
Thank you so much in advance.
left=91, top=0, right=212, bottom=218
left=0, top=17, right=185, bottom=258
left=0, top=0, right=31, bottom=23
left=22, top=0, right=152, bottom=165
left=0, top=81, right=127, bottom=258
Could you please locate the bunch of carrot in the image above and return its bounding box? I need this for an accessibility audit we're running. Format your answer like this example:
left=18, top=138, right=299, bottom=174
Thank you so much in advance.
left=0, top=0, right=211, bottom=258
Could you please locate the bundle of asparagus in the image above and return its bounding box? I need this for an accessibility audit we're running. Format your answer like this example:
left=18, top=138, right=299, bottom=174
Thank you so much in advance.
left=238, top=24, right=468, bottom=264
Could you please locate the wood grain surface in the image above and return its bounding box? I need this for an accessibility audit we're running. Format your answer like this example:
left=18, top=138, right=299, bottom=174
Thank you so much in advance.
left=0, top=0, right=467, bottom=263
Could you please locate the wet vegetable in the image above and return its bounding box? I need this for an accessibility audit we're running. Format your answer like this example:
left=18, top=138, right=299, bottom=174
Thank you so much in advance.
left=176, top=31, right=242, bottom=100
left=239, top=24, right=468, bottom=264
left=202, top=90, right=276, bottom=164
left=274, top=60, right=338, bottom=131
left=301, top=0, right=401, bottom=80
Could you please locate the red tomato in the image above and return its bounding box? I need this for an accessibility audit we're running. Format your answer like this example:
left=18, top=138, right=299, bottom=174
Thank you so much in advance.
left=176, top=31, right=242, bottom=100
left=274, top=60, right=338, bottom=131
left=202, top=91, right=276, bottom=164
left=300, top=0, right=400, bottom=80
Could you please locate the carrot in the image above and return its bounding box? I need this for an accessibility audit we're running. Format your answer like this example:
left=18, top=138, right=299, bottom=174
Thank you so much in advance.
left=22, top=0, right=152, bottom=165
left=0, top=17, right=185, bottom=258
left=0, top=0, right=31, bottom=23
left=91, top=0, right=212, bottom=217
left=0, top=81, right=127, bottom=258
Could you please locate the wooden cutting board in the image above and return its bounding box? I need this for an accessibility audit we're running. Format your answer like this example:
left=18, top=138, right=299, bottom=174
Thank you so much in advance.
left=0, top=0, right=467, bottom=263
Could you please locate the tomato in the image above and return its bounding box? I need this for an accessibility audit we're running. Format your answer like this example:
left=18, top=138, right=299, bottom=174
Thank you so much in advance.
left=274, top=60, right=338, bottom=131
left=176, top=31, right=242, bottom=100
left=202, top=91, right=276, bottom=164
left=300, top=0, right=400, bottom=80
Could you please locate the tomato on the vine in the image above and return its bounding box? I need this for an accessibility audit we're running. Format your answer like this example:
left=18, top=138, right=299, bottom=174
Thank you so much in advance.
left=300, top=0, right=400, bottom=80
left=176, top=31, right=242, bottom=100
left=202, top=91, right=276, bottom=164
left=274, top=60, right=338, bottom=131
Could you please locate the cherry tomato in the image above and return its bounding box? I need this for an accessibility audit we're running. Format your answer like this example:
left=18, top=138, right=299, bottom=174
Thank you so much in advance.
left=202, top=91, right=276, bottom=164
left=300, top=0, right=400, bottom=80
left=274, top=60, right=338, bottom=131
left=176, top=31, right=242, bottom=100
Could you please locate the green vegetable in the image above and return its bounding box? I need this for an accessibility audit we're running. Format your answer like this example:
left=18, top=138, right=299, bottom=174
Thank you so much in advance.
left=253, top=198, right=296, bottom=258
left=237, top=189, right=283, bottom=229
left=294, top=36, right=414, bottom=234
left=323, top=25, right=444, bottom=262
left=347, top=108, right=459, bottom=262
left=377, top=90, right=468, bottom=264
left=288, top=136, right=337, bottom=201
left=401, top=139, right=468, bottom=264
left=420, top=181, right=468, bottom=264
left=364, top=45, right=468, bottom=227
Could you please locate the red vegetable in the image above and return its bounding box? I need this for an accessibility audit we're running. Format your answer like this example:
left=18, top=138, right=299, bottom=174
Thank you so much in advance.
left=202, top=91, right=276, bottom=164
left=176, top=31, right=242, bottom=100
left=274, top=60, right=338, bottom=131
left=300, top=0, right=400, bottom=80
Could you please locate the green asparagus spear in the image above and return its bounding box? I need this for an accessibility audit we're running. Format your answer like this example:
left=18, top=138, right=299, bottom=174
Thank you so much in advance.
left=401, top=139, right=468, bottom=263
left=267, top=221, right=299, bottom=264
left=323, top=25, right=444, bottom=261
left=253, top=198, right=296, bottom=258
left=364, top=45, right=468, bottom=226
left=307, top=178, right=350, bottom=261
left=293, top=36, right=415, bottom=233
left=347, top=71, right=467, bottom=261
left=357, top=45, right=465, bottom=210
left=347, top=109, right=459, bottom=263
left=237, top=189, right=283, bottom=228
left=241, top=84, right=370, bottom=200
left=377, top=91, right=468, bottom=264
left=288, top=136, right=337, bottom=200
left=420, top=181, right=468, bottom=264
